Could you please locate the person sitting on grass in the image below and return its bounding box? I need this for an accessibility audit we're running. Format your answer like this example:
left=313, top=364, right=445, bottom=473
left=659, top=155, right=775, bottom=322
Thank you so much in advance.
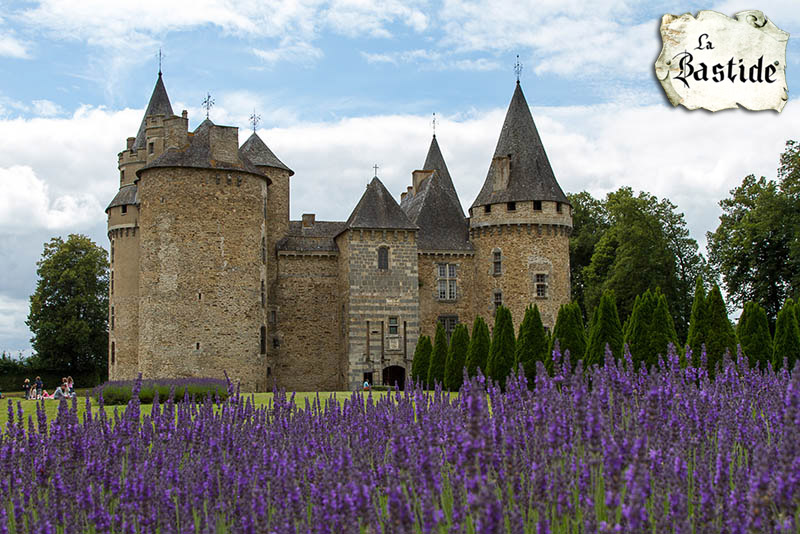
left=40, top=390, right=51, bottom=399
left=52, top=384, right=68, bottom=400
left=67, top=376, right=75, bottom=395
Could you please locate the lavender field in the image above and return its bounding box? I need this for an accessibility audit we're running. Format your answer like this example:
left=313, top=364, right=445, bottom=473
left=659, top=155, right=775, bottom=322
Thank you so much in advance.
left=1, top=348, right=799, bottom=534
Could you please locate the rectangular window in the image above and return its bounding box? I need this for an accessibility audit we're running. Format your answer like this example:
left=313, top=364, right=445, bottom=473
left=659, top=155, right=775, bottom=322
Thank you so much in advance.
left=484, top=205, right=491, bottom=213
left=110, top=271, right=114, bottom=295
left=493, top=291, right=503, bottom=312
left=110, top=306, right=115, bottom=330
left=260, top=326, right=267, bottom=354
left=269, top=310, right=277, bottom=324
left=110, top=240, right=114, bottom=265
left=121, top=205, right=127, bottom=215
left=507, top=201, right=516, bottom=211
left=148, top=142, right=154, bottom=154
left=436, top=263, right=457, bottom=300
left=111, top=342, right=115, bottom=365
left=535, top=273, right=549, bottom=298
left=120, top=169, right=124, bottom=182
left=378, top=247, right=389, bottom=270
left=261, top=280, right=266, bottom=308
left=493, top=251, right=502, bottom=275
left=556, top=202, right=562, bottom=213
left=388, top=317, right=398, bottom=335
left=533, top=200, right=542, bottom=211
left=438, top=316, right=459, bottom=341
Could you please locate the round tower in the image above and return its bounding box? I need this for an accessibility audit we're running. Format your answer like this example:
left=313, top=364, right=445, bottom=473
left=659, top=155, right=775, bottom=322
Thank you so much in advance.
left=469, top=82, right=572, bottom=331
left=135, top=119, right=271, bottom=391
left=106, top=72, right=174, bottom=380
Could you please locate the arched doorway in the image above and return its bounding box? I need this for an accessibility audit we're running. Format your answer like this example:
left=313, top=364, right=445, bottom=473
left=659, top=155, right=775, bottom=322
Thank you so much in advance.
left=382, top=365, right=406, bottom=391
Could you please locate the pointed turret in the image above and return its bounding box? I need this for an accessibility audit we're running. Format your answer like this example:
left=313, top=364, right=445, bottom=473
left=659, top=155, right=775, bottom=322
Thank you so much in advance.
left=132, top=73, right=174, bottom=151
left=240, top=132, right=294, bottom=175
left=401, top=136, right=470, bottom=251
left=471, top=82, right=568, bottom=209
left=346, top=177, right=417, bottom=230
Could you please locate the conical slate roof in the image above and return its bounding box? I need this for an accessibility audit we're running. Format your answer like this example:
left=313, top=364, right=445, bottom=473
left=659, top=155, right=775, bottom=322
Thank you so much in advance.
left=345, top=177, right=417, bottom=231
left=401, top=136, right=471, bottom=251
left=139, top=119, right=267, bottom=180
left=471, top=82, right=568, bottom=208
left=239, top=132, right=293, bottom=175
left=132, top=73, right=174, bottom=151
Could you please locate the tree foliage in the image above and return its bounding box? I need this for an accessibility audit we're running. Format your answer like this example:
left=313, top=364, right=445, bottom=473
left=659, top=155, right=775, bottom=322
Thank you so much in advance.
left=624, top=289, right=678, bottom=369
left=549, top=302, right=586, bottom=369
left=515, top=305, right=548, bottom=382
left=737, top=301, right=773, bottom=370
left=773, top=298, right=800, bottom=371
left=410, top=335, right=432, bottom=386
left=585, top=290, right=623, bottom=366
left=26, top=234, right=109, bottom=375
left=487, top=306, right=515, bottom=387
left=427, top=322, right=448, bottom=387
left=704, top=284, right=737, bottom=375
left=686, top=276, right=708, bottom=363
left=568, top=191, right=610, bottom=318
left=465, top=316, right=490, bottom=377
left=444, top=324, right=470, bottom=391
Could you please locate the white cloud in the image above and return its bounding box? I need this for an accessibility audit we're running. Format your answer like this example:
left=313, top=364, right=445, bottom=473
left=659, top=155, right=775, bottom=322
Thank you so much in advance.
left=0, top=294, right=31, bottom=355
left=0, top=33, right=29, bottom=58
left=252, top=40, right=324, bottom=66
left=361, top=49, right=500, bottom=71
left=31, top=99, right=63, bottom=117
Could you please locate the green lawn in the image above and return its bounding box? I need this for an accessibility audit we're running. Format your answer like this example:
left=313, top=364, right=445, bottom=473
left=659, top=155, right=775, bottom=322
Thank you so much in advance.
left=0, top=390, right=395, bottom=428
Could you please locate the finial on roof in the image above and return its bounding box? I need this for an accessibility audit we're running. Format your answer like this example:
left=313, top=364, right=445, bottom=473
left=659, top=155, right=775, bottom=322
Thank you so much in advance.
left=432, top=112, right=437, bottom=138
left=158, top=48, right=163, bottom=76
left=373, top=163, right=379, bottom=178
left=514, top=54, right=522, bottom=84
left=249, top=109, right=261, bottom=133
left=202, top=92, right=215, bottom=119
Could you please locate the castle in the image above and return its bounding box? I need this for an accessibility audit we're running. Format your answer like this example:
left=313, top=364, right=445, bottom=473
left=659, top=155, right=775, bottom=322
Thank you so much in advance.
left=106, top=72, right=572, bottom=391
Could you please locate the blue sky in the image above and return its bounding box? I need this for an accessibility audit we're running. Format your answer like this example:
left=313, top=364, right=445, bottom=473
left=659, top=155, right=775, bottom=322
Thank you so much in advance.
left=0, top=0, right=798, bottom=356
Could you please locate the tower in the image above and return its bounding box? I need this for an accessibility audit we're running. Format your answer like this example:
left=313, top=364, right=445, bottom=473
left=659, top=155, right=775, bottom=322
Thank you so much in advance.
left=469, top=81, right=572, bottom=330
left=336, top=177, right=419, bottom=390
left=106, top=72, right=174, bottom=380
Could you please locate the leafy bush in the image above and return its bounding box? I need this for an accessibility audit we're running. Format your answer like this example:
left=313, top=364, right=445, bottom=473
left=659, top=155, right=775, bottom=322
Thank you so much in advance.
left=92, top=377, right=230, bottom=405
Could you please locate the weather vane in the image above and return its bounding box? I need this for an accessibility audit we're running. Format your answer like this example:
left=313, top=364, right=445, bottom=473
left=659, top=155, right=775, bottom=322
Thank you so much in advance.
left=514, top=54, right=523, bottom=83
left=432, top=112, right=437, bottom=137
left=158, top=48, right=163, bottom=75
left=373, top=163, right=379, bottom=177
left=202, top=92, right=215, bottom=119
left=249, top=109, right=261, bottom=132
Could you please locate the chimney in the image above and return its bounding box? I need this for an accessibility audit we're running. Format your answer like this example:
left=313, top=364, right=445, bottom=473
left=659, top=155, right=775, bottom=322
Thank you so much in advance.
left=407, top=186, right=413, bottom=196
left=401, top=191, right=407, bottom=202
left=182, top=110, right=188, bottom=119
left=126, top=137, right=135, bottom=150
left=302, top=213, right=315, bottom=228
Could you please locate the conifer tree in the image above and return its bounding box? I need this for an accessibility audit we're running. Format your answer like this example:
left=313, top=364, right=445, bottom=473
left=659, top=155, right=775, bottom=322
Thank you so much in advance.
left=487, top=306, right=516, bottom=387
left=704, top=284, right=736, bottom=375
left=585, top=290, right=623, bottom=366
left=686, top=275, right=707, bottom=365
left=647, top=292, right=679, bottom=369
left=515, top=304, right=548, bottom=381
left=773, top=298, right=800, bottom=371
left=444, top=323, right=470, bottom=391
left=465, top=316, right=490, bottom=377
left=623, top=289, right=656, bottom=368
left=737, top=301, right=773, bottom=369
left=410, top=335, right=432, bottom=386
left=550, top=302, right=586, bottom=368
left=427, top=322, right=449, bottom=387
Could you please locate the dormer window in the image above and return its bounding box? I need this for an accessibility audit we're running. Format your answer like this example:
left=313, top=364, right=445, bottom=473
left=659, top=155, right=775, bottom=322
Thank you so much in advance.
left=484, top=205, right=491, bottom=214
left=533, top=200, right=542, bottom=211
left=378, top=246, right=389, bottom=270
left=121, top=205, right=127, bottom=215
left=556, top=202, right=562, bottom=213
left=148, top=142, right=154, bottom=154
left=507, top=202, right=516, bottom=211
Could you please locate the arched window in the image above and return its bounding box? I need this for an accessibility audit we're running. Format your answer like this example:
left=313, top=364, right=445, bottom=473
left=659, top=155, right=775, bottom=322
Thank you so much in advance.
left=377, top=246, right=389, bottom=270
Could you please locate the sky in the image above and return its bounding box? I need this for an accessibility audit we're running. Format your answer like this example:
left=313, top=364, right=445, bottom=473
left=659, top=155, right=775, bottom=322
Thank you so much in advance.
left=0, top=0, right=798, bottom=357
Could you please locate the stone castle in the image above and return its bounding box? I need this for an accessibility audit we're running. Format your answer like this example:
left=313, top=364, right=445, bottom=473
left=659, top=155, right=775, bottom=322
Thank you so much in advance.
left=106, top=72, right=572, bottom=391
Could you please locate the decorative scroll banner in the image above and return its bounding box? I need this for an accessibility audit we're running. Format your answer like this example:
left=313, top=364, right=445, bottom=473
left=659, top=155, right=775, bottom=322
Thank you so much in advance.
left=655, top=10, right=789, bottom=112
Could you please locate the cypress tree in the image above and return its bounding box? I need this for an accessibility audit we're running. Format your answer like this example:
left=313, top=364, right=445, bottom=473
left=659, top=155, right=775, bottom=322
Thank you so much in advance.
left=465, top=316, right=490, bottom=377
left=704, top=284, right=736, bottom=375
left=773, top=298, right=800, bottom=371
left=427, top=322, right=449, bottom=387
left=515, top=304, right=548, bottom=381
left=585, top=290, right=623, bottom=366
left=487, top=306, right=516, bottom=387
left=624, top=289, right=656, bottom=369
left=686, top=275, right=707, bottom=365
left=737, top=301, right=773, bottom=369
left=445, top=323, right=470, bottom=391
left=550, top=302, right=587, bottom=368
left=410, top=335, right=432, bottom=386
left=646, top=292, right=678, bottom=369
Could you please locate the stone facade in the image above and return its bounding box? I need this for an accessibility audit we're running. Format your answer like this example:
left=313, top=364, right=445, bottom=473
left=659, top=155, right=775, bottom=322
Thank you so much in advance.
left=106, top=74, right=572, bottom=392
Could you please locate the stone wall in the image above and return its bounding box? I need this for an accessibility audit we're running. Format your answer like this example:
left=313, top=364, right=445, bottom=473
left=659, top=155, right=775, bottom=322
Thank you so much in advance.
left=108, top=206, right=140, bottom=381
left=338, top=229, right=419, bottom=390
left=417, top=253, right=476, bottom=340
left=274, top=252, right=342, bottom=391
left=136, top=166, right=269, bottom=391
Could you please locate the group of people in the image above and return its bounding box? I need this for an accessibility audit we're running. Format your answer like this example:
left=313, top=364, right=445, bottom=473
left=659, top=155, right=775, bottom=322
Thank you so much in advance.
left=22, top=376, right=75, bottom=400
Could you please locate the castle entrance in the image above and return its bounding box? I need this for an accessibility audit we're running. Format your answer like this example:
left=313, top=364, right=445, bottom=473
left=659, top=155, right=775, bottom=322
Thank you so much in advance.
left=382, top=365, right=406, bottom=390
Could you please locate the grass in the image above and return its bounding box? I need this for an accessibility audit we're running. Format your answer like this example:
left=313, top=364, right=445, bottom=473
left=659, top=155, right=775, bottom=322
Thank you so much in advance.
left=0, top=390, right=394, bottom=429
